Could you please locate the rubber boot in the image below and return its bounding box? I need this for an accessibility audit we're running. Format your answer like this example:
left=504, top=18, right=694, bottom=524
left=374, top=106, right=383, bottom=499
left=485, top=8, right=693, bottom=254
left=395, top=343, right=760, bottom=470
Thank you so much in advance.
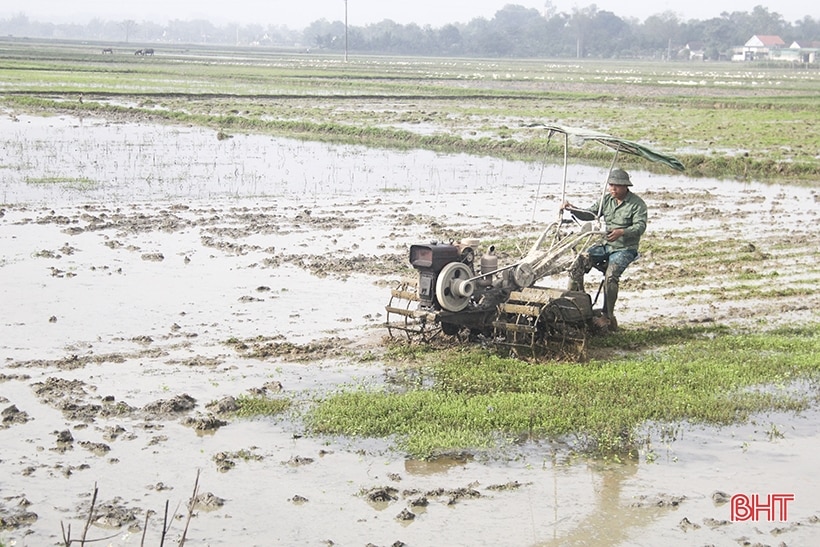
left=603, top=276, right=619, bottom=331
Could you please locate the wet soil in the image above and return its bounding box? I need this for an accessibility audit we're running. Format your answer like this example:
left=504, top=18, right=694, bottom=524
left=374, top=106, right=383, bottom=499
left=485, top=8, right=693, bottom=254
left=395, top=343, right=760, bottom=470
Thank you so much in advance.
left=1, top=113, right=819, bottom=546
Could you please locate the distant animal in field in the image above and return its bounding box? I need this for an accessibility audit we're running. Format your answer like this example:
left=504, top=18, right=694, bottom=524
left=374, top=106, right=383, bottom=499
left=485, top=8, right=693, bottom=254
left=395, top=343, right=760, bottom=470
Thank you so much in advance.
left=101, top=48, right=113, bottom=54
left=135, top=49, right=144, bottom=55
left=143, top=48, right=154, bottom=55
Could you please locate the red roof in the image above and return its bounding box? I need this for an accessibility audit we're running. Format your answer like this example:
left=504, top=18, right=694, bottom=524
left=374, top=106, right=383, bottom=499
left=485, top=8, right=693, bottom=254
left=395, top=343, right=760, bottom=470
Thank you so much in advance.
left=755, top=35, right=786, bottom=46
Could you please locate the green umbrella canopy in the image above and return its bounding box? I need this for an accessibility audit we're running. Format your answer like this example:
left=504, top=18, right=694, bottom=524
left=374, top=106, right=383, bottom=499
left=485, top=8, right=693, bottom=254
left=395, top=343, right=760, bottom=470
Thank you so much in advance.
left=531, top=123, right=686, bottom=172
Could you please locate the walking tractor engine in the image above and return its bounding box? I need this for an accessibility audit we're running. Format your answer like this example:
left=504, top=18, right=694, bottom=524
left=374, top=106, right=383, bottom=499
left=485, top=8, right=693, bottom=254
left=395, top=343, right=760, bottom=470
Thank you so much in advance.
left=385, top=123, right=686, bottom=360
left=388, top=230, right=596, bottom=355
left=388, top=238, right=507, bottom=339
left=409, top=242, right=475, bottom=312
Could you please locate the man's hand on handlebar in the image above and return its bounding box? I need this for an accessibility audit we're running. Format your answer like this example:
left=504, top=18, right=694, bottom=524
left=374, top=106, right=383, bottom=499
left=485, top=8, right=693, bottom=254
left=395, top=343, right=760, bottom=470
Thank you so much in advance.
left=606, top=228, right=625, bottom=242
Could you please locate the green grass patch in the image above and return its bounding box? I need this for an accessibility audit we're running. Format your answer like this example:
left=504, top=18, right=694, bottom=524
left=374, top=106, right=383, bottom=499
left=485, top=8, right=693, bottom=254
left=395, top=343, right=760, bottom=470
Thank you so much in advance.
left=25, top=176, right=97, bottom=189
left=234, top=395, right=291, bottom=417
left=307, top=324, right=820, bottom=459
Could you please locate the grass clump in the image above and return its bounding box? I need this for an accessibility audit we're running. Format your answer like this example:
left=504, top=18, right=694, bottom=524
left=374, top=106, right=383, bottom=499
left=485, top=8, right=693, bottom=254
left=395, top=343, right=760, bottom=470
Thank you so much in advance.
left=25, top=176, right=97, bottom=189
left=234, top=395, right=291, bottom=417
left=307, top=324, right=820, bottom=459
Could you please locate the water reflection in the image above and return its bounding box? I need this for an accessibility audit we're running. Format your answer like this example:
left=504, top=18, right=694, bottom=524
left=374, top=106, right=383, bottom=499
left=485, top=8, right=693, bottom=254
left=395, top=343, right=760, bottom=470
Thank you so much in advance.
left=404, top=453, right=473, bottom=475
left=540, top=460, right=650, bottom=547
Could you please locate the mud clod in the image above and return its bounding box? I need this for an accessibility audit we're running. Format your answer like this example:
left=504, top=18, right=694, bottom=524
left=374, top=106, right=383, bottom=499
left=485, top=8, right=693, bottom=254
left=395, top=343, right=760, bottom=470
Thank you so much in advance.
left=0, top=511, right=39, bottom=529
left=425, top=486, right=481, bottom=505
left=409, top=496, right=428, bottom=507
left=79, top=440, right=111, bottom=456
left=630, top=493, right=685, bottom=508
left=486, top=480, right=527, bottom=491
left=54, top=429, right=74, bottom=443
left=206, top=396, right=239, bottom=414
left=396, top=508, right=415, bottom=521
left=191, top=492, right=225, bottom=511
left=283, top=455, right=315, bottom=467
left=142, top=394, right=197, bottom=414
left=712, top=490, right=730, bottom=505
left=366, top=487, right=399, bottom=503
left=89, top=501, right=139, bottom=529
left=1, top=405, right=31, bottom=428
left=182, top=414, right=228, bottom=431
left=679, top=517, right=701, bottom=531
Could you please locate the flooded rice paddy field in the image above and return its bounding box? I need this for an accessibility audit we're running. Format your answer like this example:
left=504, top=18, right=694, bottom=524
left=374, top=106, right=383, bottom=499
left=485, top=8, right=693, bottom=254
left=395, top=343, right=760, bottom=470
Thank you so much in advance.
left=1, top=113, right=819, bottom=546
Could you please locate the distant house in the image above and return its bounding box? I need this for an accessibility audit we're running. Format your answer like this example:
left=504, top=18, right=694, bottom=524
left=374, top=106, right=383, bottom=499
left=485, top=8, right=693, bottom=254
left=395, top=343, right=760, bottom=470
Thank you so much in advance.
left=789, top=41, right=820, bottom=63
left=682, top=42, right=705, bottom=61
left=790, top=41, right=820, bottom=48
left=732, top=35, right=786, bottom=61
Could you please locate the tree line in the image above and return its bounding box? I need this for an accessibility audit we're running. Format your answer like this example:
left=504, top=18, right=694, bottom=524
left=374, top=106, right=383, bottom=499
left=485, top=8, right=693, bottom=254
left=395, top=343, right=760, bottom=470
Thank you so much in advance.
left=2, top=5, right=818, bottom=60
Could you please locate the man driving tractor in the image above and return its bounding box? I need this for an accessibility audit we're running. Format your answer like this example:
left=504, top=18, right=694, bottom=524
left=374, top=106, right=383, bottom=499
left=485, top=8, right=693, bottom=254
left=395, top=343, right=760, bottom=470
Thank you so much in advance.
left=562, top=168, right=647, bottom=331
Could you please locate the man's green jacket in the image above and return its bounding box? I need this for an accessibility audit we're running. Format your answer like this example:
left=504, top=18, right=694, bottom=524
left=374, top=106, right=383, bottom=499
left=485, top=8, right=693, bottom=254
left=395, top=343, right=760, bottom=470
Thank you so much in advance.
left=585, top=191, right=647, bottom=252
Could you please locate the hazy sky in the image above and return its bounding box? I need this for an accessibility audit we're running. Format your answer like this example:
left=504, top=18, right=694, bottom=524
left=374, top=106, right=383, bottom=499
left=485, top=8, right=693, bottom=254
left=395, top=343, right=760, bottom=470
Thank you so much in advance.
left=3, top=1, right=815, bottom=28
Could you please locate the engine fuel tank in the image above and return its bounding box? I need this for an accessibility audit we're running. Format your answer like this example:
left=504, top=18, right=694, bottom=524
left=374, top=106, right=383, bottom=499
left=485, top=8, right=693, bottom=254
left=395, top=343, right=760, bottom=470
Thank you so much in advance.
left=409, top=243, right=460, bottom=273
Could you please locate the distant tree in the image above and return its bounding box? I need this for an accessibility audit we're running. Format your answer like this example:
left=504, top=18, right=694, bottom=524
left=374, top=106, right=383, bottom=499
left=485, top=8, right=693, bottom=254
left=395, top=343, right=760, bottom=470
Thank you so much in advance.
left=794, top=15, right=820, bottom=41
left=716, top=9, right=773, bottom=47
left=138, top=21, right=165, bottom=42
left=365, top=19, right=401, bottom=52
left=639, top=12, right=685, bottom=55
left=393, top=23, right=433, bottom=54
left=585, top=10, right=629, bottom=57
left=569, top=5, right=597, bottom=58
left=438, top=24, right=463, bottom=54
left=0, top=5, right=816, bottom=59
left=492, top=5, right=548, bottom=57
left=540, top=12, right=573, bottom=57
left=543, top=0, right=558, bottom=19
left=689, top=16, right=738, bottom=59
left=121, top=19, right=137, bottom=43
left=748, top=5, right=787, bottom=36
left=460, top=17, right=493, bottom=55
left=304, top=18, right=346, bottom=50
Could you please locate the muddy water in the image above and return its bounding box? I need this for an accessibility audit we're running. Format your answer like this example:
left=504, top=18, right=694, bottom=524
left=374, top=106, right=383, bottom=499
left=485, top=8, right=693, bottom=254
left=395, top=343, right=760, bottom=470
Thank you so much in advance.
left=1, top=114, right=819, bottom=545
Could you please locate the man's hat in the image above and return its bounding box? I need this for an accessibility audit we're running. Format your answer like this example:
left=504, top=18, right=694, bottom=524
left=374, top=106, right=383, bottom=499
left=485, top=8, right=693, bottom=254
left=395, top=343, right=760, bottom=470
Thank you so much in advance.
left=607, top=168, right=632, bottom=186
